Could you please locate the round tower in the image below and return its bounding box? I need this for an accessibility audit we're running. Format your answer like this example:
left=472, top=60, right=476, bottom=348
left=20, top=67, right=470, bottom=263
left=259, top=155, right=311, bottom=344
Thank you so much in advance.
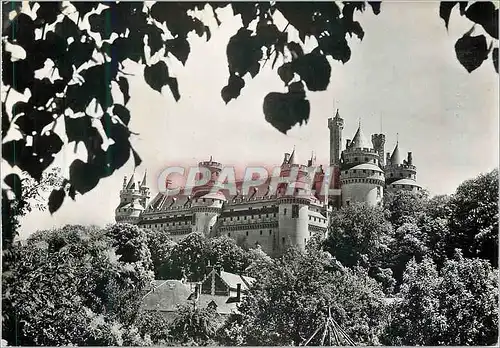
left=115, top=174, right=146, bottom=224
left=276, top=147, right=312, bottom=255
left=190, top=157, right=225, bottom=236
left=385, top=142, right=421, bottom=192
left=340, top=124, right=385, bottom=206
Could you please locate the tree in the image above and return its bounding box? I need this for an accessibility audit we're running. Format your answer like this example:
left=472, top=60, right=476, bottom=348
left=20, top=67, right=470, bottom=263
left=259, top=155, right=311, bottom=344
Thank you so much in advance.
left=447, top=169, right=498, bottom=267
left=383, top=252, right=498, bottom=345
left=2, top=167, right=62, bottom=252
left=169, top=304, right=222, bottom=346
left=160, top=232, right=252, bottom=281
left=144, top=227, right=176, bottom=278
left=2, top=224, right=153, bottom=346
left=231, top=247, right=388, bottom=345
left=383, top=189, right=429, bottom=229
left=389, top=222, right=429, bottom=285
left=325, top=203, right=394, bottom=280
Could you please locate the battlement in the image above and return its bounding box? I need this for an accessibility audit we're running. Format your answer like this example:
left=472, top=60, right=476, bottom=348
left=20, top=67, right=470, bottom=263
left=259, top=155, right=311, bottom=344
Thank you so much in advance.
left=199, top=160, right=223, bottom=169
left=385, top=163, right=417, bottom=171
left=328, top=117, right=344, bottom=128
left=344, top=147, right=378, bottom=155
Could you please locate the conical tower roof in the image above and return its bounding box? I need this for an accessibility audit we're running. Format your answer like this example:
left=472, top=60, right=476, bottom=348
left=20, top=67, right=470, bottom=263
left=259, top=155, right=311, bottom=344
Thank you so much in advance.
left=390, top=142, right=403, bottom=165
left=141, top=170, right=147, bottom=186
left=288, top=146, right=297, bottom=165
left=126, top=173, right=136, bottom=189
left=350, top=124, right=371, bottom=149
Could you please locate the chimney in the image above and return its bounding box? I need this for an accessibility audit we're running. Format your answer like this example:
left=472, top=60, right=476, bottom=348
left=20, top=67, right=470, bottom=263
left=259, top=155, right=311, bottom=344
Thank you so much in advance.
left=346, top=139, right=351, bottom=148
left=123, top=176, right=127, bottom=188
left=386, top=152, right=391, bottom=165
left=226, top=283, right=242, bottom=304
left=235, top=283, right=241, bottom=302
left=407, top=152, right=413, bottom=165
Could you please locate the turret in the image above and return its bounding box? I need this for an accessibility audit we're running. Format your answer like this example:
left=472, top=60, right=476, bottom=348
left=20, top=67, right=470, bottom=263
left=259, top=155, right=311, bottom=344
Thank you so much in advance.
left=371, top=134, right=386, bottom=167
left=115, top=171, right=150, bottom=224
left=328, top=109, right=344, bottom=166
left=384, top=140, right=419, bottom=190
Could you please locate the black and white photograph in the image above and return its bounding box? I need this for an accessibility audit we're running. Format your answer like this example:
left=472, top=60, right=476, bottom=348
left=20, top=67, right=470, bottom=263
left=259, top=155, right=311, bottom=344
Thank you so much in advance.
left=1, top=1, right=499, bottom=346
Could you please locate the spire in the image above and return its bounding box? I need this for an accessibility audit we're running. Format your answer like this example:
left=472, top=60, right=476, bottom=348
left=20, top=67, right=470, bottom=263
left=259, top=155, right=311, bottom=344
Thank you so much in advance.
left=390, top=139, right=403, bottom=165
left=334, top=108, right=340, bottom=119
left=141, top=170, right=147, bottom=187
left=126, top=173, right=135, bottom=189
left=288, top=146, right=296, bottom=165
left=350, top=123, right=371, bottom=149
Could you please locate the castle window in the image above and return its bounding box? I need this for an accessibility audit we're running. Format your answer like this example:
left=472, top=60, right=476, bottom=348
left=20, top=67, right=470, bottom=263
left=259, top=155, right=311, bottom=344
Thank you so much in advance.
left=354, top=157, right=358, bottom=161
left=284, top=208, right=287, bottom=215
left=363, top=170, right=366, bottom=173
left=274, top=213, right=277, bottom=217
left=292, top=205, right=299, bottom=218
left=399, top=173, right=403, bottom=177
left=202, top=198, right=206, bottom=202
left=269, top=230, right=272, bottom=235
left=353, top=170, right=357, bottom=173
left=260, top=230, right=262, bottom=235
left=345, top=171, right=348, bottom=174
left=390, top=173, right=393, bottom=177
left=246, top=231, right=249, bottom=236
left=282, top=237, right=285, bottom=244
left=364, top=157, right=368, bottom=162
left=228, top=233, right=230, bottom=237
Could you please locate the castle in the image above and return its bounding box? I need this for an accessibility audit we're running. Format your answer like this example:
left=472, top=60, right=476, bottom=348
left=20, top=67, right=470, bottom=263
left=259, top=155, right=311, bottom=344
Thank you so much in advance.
left=115, top=110, right=421, bottom=257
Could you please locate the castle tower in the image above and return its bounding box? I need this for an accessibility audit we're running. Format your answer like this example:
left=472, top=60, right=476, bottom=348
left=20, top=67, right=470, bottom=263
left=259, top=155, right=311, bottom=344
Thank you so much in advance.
left=328, top=110, right=344, bottom=208
left=276, top=147, right=311, bottom=255
left=339, top=123, right=385, bottom=206
left=371, top=134, right=386, bottom=167
left=328, top=109, right=344, bottom=166
left=384, top=140, right=421, bottom=192
left=190, top=157, right=225, bottom=236
left=115, top=172, right=150, bottom=224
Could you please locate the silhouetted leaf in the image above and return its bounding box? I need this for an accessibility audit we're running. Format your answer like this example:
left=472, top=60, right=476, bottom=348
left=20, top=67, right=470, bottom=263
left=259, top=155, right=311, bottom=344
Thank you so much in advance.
left=54, top=15, right=80, bottom=40
left=318, top=33, right=351, bottom=64
left=465, top=2, right=498, bottom=39
left=287, top=42, right=304, bottom=59
left=277, top=63, right=294, bottom=85
left=455, top=34, right=489, bottom=72
left=65, top=115, right=94, bottom=145
left=14, top=105, right=54, bottom=136
left=144, top=61, right=170, bottom=93
left=493, top=47, right=498, bottom=73
left=2, top=57, right=35, bottom=94
left=2, top=102, right=10, bottom=138
left=4, top=174, right=22, bottom=200
left=167, top=37, right=190, bottom=65
left=368, top=2, right=382, bottom=15
left=263, top=91, right=310, bottom=134
left=69, top=159, right=101, bottom=194
left=226, top=28, right=263, bottom=76
left=6, top=13, right=35, bottom=49
left=48, top=188, right=65, bottom=214
left=117, top=77, right=131, bottom=105
left=68, top=185, right=76, bottom=200
left=221, top=73, right=245, bottom=104
left=132, top=148, right=142, bottom=167
left=113, top=104, right=131, bottom=125
left=28, top=78, right=65, bottom=107
left=35, top=2, right=61, bottom=26
left=292, top=52, right=331, bottom=91
left=167, top=77, right=181, bottom=101
left=440, top=2, right=458, bottom=29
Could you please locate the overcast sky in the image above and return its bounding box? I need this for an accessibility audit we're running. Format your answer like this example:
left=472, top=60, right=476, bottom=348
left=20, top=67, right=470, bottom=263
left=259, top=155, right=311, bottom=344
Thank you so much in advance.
left=5, top=2, right=498, bottom=239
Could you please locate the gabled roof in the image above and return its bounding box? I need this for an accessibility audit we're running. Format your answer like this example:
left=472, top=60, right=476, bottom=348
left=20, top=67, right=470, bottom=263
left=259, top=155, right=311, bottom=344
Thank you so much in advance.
left=197, top=294, right=239, bottom=315
left=390, top=142, right=403, bottom=165
left=219, top=271, right=255, bottom=292
left=350, top=124, right=372, bottom=149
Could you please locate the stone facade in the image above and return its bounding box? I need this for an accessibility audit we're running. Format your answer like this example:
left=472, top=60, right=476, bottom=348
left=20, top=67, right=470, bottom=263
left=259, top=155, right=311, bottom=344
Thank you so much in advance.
left=116, top=110, right=421, bottom=255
